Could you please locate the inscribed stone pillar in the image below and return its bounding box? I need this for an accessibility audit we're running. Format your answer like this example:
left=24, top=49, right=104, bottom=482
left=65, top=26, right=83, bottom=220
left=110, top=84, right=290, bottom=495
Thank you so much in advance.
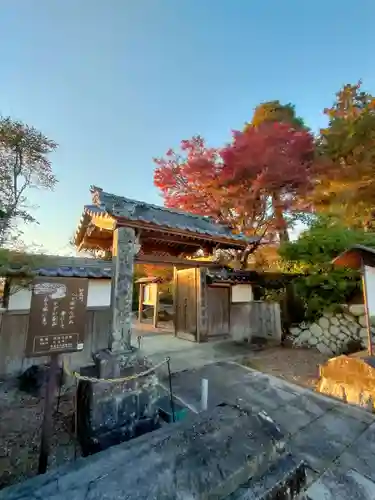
left=111, top=226, right=137, bottom=352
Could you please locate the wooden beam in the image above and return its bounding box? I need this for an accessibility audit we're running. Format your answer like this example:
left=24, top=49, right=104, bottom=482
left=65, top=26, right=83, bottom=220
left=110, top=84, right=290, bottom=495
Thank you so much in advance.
left=135, top=253, right=218, bottom=267
left=91, top=214, right=116, bottom=231
left=77, top=236, right=112, bottom=251
left=143, top=234, right=204, bottom=248
left=115, top=217, right=249, bottom=249
left=140, top=242, right=182, bottom=257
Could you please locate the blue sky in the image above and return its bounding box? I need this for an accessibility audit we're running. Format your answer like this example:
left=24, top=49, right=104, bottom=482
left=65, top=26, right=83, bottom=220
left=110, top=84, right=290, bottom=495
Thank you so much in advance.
left=1, top=1, right=374, bottom=254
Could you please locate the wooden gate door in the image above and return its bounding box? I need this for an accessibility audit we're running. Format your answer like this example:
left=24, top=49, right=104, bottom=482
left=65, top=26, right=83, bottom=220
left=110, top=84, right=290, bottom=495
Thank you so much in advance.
left=207, top=286, right=230, bottom=337
left=175, top=268, right=197, bottom=341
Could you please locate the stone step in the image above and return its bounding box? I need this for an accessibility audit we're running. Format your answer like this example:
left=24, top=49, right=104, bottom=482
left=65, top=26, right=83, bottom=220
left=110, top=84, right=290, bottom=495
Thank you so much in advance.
left=0, top=404, right=289, bottom=500
left=298, top=466, right=375, bottom=499
left=229, top=453, right=306, bottom=500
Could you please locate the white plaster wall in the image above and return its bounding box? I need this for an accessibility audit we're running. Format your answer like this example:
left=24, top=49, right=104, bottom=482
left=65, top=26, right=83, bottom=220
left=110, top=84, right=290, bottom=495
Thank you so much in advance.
left=365, top=266, right=375, bottom=318
left=86, top=280, right=111, bottom=308
left=8, top=288, right=31, bottom=311
left=8, top=279, right=111, bottom=311
left=231, top=284, right=253, bottom=303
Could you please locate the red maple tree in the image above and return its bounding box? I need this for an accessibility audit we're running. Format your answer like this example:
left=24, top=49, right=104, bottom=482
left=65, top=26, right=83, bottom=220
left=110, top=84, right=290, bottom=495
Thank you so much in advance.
left=154, top=136, right=223, bottom=218
left=220, top=122, right=316, bottom=242
left=154, top=123, right=316, bottom=247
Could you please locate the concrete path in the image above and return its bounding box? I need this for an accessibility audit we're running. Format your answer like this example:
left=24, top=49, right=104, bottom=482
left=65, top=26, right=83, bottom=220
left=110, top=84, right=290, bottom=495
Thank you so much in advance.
left=165, top=361, right=375, bottom=498
left=136, top=333, right=257, bottom=373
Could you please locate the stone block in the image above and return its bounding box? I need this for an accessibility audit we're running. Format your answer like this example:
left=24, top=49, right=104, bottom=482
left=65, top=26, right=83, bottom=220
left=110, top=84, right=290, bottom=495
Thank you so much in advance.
left=338, top=332, right=348, bottom=341
left=93, top=349, right=121, bottom=379
left=359, top=315, right=368, bottom=327
left=318, top=316, right=330, bottom=330
left=0, top=404, right=294, bottom=500
left=329, top=341, right=338, bottom=353
left=360, top=327, right=369, bottom=338
left=310, top=323, right=323, bottom=337
left=289, top=327, right=301, bottom=337
left=298, top=330, right=312, bottom=344
left=76, top=360, right=161, bottom=456
left=329, top=325, right=339, bottom=336
left=349, top=304, right=365, bottom=316
left=230, top=453, right=306, bottom=499
left=308, top=336, right=318, bottom=346
left=317, top=355, right=375, bottom=411
left=316, top=343, right=333, bottom=355
left=348, top=322, right=359, bottom=334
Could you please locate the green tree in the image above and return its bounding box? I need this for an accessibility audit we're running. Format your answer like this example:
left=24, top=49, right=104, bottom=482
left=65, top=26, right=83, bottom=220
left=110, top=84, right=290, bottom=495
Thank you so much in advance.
left=312, top=81, right=375, bottom=228
left=0, top=116, right=58, bottom=246
left=249, top=100, right=306, bottom=130
left=279, top=215, right=375, bottom=320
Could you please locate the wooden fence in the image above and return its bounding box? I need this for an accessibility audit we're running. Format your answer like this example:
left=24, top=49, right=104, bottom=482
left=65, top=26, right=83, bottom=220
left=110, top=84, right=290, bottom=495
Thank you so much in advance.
left=230, top=301, right=282, bottom=344
left=0, top=308, right=111, bottom=378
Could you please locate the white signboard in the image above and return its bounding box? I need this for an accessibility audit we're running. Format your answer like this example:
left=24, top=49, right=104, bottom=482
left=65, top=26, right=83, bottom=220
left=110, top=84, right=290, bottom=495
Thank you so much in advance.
left=231, top=284, right=253, bottom=303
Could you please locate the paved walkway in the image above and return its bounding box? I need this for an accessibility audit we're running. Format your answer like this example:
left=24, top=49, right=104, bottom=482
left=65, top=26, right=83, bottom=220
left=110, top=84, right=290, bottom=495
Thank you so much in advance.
left=165, top=361, right=375, bottom=498
left=137, top=333, right=255, bottom=373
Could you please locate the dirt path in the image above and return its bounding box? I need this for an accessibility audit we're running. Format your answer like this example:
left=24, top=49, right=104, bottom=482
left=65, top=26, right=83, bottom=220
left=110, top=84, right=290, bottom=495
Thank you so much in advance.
left=241, top=347, right=330, bottom=389
left=0, top=381, right=77, bottom=490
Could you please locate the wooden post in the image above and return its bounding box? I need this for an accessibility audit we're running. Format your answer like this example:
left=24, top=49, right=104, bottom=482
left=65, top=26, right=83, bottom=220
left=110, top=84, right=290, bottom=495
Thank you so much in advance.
left=153, top=283, right=160, bottom=328
left=362, top=259, right=373, bottom=356
left=173, top=267, right=177, bottom=336
left=196, top=268, right=201, bottom=343
left=38, top=353, right=60, bottom=474
left=138, top=284, right=144, bottom=323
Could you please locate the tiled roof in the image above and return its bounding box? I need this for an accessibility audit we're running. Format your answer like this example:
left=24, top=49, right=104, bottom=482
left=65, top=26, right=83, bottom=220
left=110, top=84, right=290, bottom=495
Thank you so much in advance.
left=87, top=186, right=257, bottom=246
left=0, top=258, right=113, bottom=279
left=207, top=268, right=300, bottom=287
left=135, top=276, right=164, bottom=284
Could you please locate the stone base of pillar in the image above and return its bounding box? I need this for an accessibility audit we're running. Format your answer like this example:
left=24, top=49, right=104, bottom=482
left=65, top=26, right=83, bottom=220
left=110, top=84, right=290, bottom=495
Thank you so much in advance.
left=93, top=348, right=147, bottom=379
left=77, top=353, right=160, bottom=456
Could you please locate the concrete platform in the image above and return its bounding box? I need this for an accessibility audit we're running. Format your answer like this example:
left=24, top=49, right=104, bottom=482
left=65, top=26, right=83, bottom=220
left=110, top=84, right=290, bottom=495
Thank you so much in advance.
left=0, top=404, right=304, bottom=499
left=163, top=361, right=375, bottom=498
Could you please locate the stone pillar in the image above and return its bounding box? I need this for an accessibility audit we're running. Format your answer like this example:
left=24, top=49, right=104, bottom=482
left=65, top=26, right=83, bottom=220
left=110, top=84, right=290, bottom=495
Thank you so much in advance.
left=111, top=226, right=138, bottom=353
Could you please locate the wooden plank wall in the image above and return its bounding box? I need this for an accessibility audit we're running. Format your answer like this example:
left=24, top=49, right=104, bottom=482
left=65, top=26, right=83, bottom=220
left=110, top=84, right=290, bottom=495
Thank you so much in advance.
left=0, top=308, right=112, bottom=378
left=207, top=287, right=230, bottom=337
left=230, top=301, right=282, bottom=344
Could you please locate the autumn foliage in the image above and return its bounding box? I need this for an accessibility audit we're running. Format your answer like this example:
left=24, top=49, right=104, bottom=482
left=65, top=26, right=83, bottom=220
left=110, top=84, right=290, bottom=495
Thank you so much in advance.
left=249, top=100, right=306, bottom=130
left=312, top=81, right=375, bottom=228
left=154, top=122, right=316, bottom=243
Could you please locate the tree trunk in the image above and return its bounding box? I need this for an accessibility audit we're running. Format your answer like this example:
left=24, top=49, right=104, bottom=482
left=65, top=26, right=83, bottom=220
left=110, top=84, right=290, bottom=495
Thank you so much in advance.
left=272, top=193, right=294, bottom=336
left=272, top=193, right=289, bottom=243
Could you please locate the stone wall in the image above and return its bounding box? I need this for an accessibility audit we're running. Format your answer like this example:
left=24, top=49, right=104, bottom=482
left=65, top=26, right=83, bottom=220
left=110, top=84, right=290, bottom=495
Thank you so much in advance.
left=289, top=305, right=372, bottom=355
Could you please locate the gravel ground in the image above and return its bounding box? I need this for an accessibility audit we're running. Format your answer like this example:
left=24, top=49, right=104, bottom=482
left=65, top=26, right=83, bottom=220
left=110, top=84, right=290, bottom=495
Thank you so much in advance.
left=241, top=346, right=330, bottom=389
left=0, top=380, right=78, bottom=490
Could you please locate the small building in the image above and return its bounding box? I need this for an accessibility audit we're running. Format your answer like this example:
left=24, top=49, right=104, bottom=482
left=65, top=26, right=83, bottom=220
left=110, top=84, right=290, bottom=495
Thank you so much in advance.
left=135, top=276, right=165, bottom=328
left=73, top=186, right=259, bottom=349
left=173, top=267, right=284, bottom=344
